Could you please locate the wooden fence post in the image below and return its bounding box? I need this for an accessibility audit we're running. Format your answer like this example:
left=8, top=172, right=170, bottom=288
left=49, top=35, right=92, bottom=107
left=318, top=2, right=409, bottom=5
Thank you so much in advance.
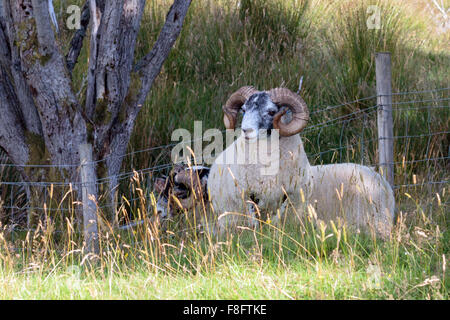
left=79, top=143, right=99, bottom=255
left=376, top=52, right=394, bottom=187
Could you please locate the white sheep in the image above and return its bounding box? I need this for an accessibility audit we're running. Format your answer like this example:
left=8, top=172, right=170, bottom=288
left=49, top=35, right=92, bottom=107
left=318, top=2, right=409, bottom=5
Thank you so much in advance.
left=170, top=162, right=395, bottom=239
left=207, top=86, right=395, bottom=238
left=207, top=87, right=312, bottom=233
left=308, top=163, right=395, bottom=239
left=159, top=162, right=395, bottom=239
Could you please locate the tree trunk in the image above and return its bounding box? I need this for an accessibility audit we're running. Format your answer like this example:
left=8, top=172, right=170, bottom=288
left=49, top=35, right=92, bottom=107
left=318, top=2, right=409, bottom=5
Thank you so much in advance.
left=0, top=0, right=192, bottom=228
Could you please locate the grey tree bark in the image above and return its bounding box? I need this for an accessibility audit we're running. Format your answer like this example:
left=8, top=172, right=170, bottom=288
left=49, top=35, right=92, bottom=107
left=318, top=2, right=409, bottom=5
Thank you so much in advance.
left=0, top=0, right=192, bottom=226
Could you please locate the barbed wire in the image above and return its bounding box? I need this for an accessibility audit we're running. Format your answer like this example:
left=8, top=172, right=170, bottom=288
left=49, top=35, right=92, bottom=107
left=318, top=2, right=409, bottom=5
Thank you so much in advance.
left=305, top=105, right=379, bottom=133
left=0, top=88, right=447, bottom=170
left=392, top=105, right=448, bottom=111
left=1, top=89, right=448, bottom=227
left=1, top=205, right=76, bottom=212
left=389, top=87, right=450, bottom=96
left=0, top=163, right=79, bottom=168
left=310, top=95, right=378, bottom=115
left=393, top=98, right=449, bottom=107
left=393, top=180, right=449, bottom=190
left=1, top=132, right=446, bottom=188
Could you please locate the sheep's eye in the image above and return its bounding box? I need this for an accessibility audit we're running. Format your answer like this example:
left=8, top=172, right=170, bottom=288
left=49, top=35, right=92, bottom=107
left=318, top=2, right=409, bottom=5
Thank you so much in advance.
left=268, top=110, right=276, bottom=116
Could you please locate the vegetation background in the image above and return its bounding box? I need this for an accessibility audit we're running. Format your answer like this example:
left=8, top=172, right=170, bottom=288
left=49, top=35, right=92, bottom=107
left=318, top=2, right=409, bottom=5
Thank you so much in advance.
left=0, top=0, right=448, bottom=299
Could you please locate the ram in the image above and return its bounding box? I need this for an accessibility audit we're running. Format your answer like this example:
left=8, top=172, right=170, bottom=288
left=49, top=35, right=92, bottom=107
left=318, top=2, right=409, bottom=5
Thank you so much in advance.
left=309, top=163, right=395, bottom=239
left=161, top=163, right=395, bottom=239
left=207, top=86, right=395, bottom=238
left=207, top=87, right=313, bottom=233
left=154, top=165, right=209, bottom=219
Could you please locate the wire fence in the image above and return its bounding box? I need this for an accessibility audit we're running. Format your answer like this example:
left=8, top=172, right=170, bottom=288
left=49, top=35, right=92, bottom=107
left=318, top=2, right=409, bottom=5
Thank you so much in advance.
left=0, top=87, right=448, bottom=233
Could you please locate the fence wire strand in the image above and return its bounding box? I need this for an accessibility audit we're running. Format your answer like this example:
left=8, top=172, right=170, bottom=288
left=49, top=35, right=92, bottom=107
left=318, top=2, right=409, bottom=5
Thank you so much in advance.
left=1, top=88, right=449, bottom=231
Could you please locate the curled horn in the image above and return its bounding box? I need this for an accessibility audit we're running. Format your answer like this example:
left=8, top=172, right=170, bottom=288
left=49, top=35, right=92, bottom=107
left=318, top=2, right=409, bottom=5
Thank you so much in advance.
left=222, top=86, right=259, bottom=129
left=174, top=168, right=206, bottom=202
left=268, top=88, right=309, bottom=137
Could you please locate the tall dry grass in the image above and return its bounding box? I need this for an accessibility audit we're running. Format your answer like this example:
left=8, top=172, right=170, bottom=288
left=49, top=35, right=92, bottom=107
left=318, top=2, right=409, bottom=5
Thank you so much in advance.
left=0, top=167, right=448, bottom=298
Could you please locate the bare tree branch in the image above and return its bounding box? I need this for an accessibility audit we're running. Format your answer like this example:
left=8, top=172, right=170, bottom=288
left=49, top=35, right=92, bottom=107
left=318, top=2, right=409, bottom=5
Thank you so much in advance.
left=85, top=0, right=191, bottom=221
left=86, top=0, right=147, bottom=157
left=1, top=0, right=192, bottom=225
left=8, top=0, right=86, bottom=170
left=48, top=0, right=58, bottom=33
left=85, top=0, right=123, bottom=120
left=0, top=63, right=29, bottom=167
left=31, top=0, right=58, bottom=54
left=0, top=1, right=41, bottom=136
left=131, top=0, right=192, bottom=121
left=104, top=0, right=192, bottom=207
left=0, top=16, right=11, bottom=65
left=85, top=0, right=103, bottom=119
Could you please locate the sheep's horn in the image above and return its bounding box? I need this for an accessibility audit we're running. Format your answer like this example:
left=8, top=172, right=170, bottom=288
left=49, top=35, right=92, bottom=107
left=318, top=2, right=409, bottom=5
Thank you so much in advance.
left=174, top=170, right=195, bottom=188
left=174, top=169, right=205, bottom=201
left=223, top=86, right=260, bottom=129
left=268, top=88, right=309, bottom=136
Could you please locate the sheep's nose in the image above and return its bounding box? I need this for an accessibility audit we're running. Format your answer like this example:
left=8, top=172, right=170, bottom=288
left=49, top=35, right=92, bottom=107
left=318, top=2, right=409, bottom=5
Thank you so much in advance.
left=243, top=128, right=254, bottom=134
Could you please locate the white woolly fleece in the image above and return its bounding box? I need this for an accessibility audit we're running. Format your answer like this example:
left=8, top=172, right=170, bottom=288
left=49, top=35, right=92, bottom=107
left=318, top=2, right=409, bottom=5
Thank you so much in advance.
left=308, top=163, right=395, bottom=239
left=208, top=134, right=312, bottom=231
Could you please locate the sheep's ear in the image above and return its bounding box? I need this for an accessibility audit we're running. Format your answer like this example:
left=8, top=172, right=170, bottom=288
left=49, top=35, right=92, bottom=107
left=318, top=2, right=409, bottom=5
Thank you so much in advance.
left=154, top=178, right=167, bottom=193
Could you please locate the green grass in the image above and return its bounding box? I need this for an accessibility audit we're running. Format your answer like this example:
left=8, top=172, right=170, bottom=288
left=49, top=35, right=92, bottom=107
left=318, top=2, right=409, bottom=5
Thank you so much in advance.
left=0, top=261, right=442, bottom=299
left=112, top=0, right=449, bottom=176
left=0, top=228, right=448, bottom=299
left=0, top=185, right=448, bottom=299
left=130, top=0, right=449, bottom=153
